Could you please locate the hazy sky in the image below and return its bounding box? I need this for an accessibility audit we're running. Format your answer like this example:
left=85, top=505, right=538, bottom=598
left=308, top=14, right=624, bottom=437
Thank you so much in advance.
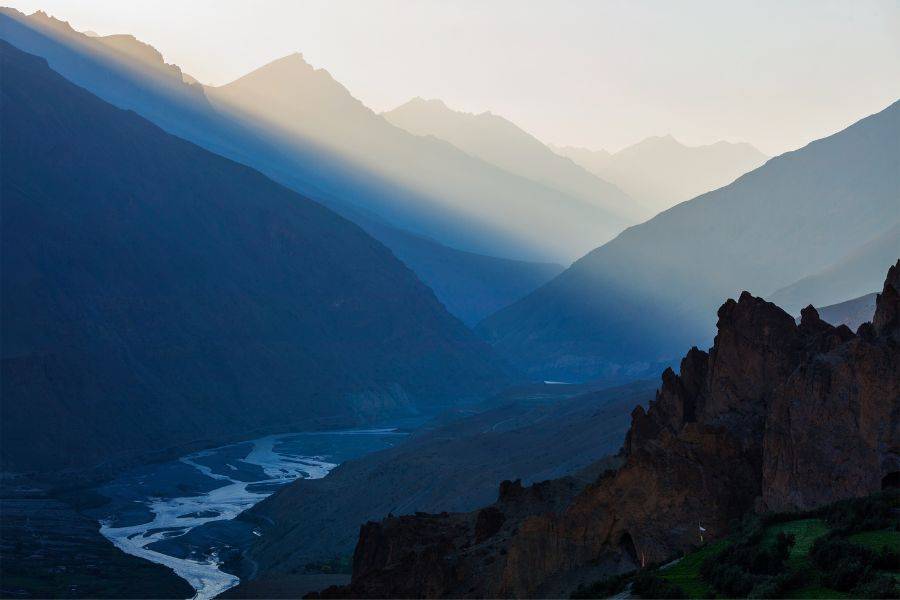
left=7, top=0, right=900, bottom=154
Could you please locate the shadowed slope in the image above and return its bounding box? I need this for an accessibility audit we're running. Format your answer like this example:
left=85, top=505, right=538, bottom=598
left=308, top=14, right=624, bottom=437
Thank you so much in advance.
left=769, top=223, right=900, bottom=313
left=0, top=9, right=577, bottom=321
left=360, top=222, right=564, bottom=325
left=0, top=41, right=514, bottom=473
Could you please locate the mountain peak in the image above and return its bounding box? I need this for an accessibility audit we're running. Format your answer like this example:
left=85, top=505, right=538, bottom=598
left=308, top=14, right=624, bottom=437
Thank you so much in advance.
left=265, top=51, right=314, bottom=71
left=633, top=133, right=684, bottom=149
left=396, top=96, right=451, bottom=113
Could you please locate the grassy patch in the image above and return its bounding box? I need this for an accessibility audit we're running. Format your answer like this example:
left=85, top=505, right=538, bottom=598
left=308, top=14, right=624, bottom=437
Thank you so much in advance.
left=659, top=540, right=729, bottom=599
left=762, top=518, right=830, bottom=566
left=572, top=493, right=898, bottom=599
left=784, top=584, right=849, bottom=599
left=847, top=529, right=900, bottom=554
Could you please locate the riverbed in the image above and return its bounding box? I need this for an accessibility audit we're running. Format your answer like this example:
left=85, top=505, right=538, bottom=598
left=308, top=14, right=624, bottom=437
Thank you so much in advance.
left=88, top=429, right=407, bottom=599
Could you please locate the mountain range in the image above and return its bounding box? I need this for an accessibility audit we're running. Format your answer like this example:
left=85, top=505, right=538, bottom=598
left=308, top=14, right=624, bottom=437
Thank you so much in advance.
left=0, top=40, right=514, bottom=473
left=205, top=57, right=633, bottom=263
left=383, top=97, right=643, bottom=222
left=479, top=100, right=900, bottom=381
left=0, top=8, right=583, bottom=324
left=553, top=135, right=768, bottom=217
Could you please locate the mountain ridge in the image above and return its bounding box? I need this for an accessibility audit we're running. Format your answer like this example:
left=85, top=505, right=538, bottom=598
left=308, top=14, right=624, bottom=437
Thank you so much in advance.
left=552, top=134, right=767, bottom=216
left=478, top=99, right=900, bottom=382
left=383, top=97, right=642, bottom=222
left=0, top=8, right=573, bottom=323
left=0, top=40, right=515, bottom=473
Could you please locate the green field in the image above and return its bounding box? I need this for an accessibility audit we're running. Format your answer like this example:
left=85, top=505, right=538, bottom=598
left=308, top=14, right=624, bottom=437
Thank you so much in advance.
left=659, top=540, right=729, bottom=598
left=761, top=518, right=830, bottom=566
left=847, top=528, right=900, bottom=554
left=573, top=493, right=899, bottom=599
left=652, top=519, right=896, bottom=598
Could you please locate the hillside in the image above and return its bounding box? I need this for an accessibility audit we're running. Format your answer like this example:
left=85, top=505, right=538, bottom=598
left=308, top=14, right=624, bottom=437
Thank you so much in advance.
left=360, top=221, right=564, bottom=325
left=478, top=101, right=900, bottom=382
left=0, top=41, right=513, bottom=473
left=770, top=223, right=900, bottom=314
left=571, top=493, right=898, bottom=599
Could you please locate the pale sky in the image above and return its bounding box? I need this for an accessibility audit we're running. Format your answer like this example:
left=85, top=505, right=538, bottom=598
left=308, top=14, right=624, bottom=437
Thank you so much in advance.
left=6, top=0, right=900, bottom=154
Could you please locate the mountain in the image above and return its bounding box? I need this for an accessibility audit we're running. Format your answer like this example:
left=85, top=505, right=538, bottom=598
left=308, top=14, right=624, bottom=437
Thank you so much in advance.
left=383, top=98, right=642, bottom=221
left=206, top=56, right=633, bottom=262
left=769, top=223, right=900, bottom=314
left=478, top=101, right=900, bottom=381
left=0, top=9, right=582, bottom=323
left=816, top=292, right=878, bottom=331
left=553, top=135, right=767, bottom=217
left=0, top=10, right=566, bottom=326
left=0, top=40, right=515, bottom=473
left=322, top=262, right=900, bottom=598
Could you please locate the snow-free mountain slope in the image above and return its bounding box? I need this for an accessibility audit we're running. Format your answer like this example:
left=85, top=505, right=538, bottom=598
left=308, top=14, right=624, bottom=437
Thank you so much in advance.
left=769, top=223, right=900, bottom=314
left=479, top=101, right=900, bottom=381
left=384, top=97, right=641, bottom=221
left=207, top=55, right=631, bottom=262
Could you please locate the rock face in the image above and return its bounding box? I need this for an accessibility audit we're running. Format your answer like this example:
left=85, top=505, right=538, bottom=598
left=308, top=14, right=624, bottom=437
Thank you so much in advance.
left=326, top=262, right=900, bottom=598
left=764, top=261, right=900, bottom=510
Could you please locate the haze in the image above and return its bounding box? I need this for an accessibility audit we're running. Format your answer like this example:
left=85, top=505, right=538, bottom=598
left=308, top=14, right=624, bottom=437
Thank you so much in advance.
left=5, top=0, right=899, bottom=155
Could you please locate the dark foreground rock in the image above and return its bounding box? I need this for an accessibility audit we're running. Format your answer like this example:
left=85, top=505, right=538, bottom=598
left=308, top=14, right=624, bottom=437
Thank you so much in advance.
left=322, top=261, right=900, bottom=598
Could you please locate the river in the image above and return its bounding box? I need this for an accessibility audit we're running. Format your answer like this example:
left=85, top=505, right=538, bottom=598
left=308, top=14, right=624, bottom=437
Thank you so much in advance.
left=88, top=428, right=407, bottom=599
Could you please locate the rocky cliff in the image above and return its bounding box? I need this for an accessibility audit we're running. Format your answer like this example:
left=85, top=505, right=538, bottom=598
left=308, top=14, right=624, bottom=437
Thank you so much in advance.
left=322, top=261, right=900, bottom=598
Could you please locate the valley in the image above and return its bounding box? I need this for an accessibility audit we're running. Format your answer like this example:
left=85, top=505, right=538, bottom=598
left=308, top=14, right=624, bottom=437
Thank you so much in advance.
left=0, top=3, right=897, bottom=599
left=86, top=428, right=410, bottom=599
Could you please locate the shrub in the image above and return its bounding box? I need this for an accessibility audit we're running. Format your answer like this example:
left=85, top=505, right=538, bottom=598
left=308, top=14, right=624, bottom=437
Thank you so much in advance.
left=809, top=536, right=897, bottom=592
left=823, top=492, right=896, bottom=534
left=701, top=562, right=757, bottom=597
left=570, top=571, right=633, bottom=599
left=631, top=571, right=687, bottom=599
left=852, top=573, right=900, bottom=599
left=873, top=545, right=899, bottom=571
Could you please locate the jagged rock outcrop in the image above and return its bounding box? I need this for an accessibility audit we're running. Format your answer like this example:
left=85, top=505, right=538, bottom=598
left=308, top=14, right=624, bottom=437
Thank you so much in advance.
left=763, top=261, right=900, bottom=511
left=323, top=262, right=900, bottom=598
